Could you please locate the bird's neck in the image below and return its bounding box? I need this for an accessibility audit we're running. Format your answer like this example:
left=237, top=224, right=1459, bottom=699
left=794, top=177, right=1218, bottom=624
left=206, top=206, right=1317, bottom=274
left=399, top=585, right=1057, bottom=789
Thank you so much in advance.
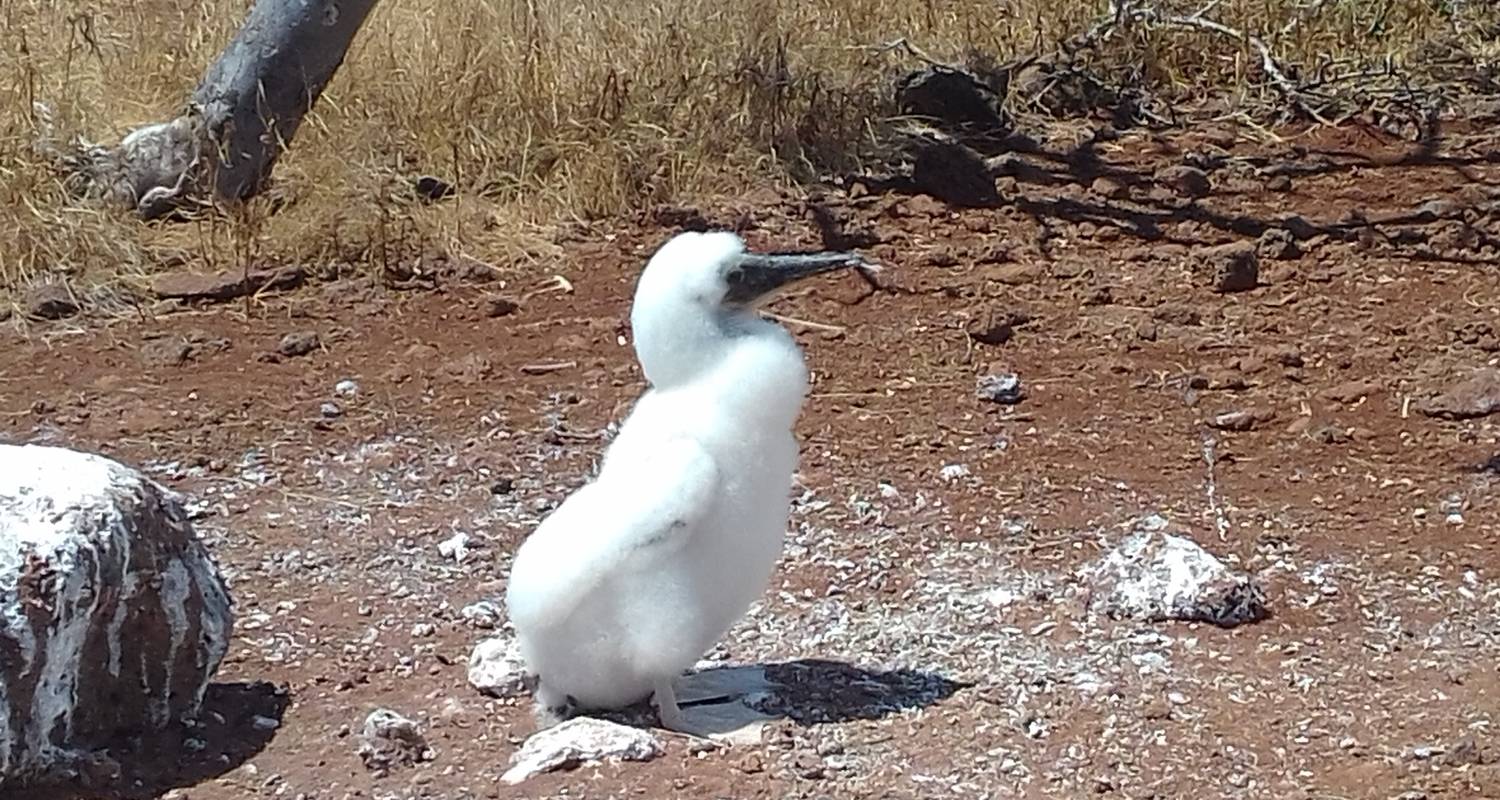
left=636, top=313, right=809, bottom=430
left=634, top=307, right=731, bottom=388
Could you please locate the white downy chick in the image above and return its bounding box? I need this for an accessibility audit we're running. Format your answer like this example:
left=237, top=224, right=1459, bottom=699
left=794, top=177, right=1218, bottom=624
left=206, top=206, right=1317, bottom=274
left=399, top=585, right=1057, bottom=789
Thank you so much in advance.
left=505, top=231, right=865, bottom=731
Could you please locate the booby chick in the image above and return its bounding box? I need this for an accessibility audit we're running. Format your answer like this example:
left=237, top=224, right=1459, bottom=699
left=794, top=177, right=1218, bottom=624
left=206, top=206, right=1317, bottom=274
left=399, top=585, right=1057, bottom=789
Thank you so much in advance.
left=505, top=231, right=866, bottom=732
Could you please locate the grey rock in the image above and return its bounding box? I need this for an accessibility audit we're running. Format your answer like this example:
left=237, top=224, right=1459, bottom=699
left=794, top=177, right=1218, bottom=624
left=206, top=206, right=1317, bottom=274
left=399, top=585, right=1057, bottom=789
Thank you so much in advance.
left=357, top=708, right=431, bottom=774
left=976, top=373, right=1025, bottom=405
left=1418, top=369, right=1500, bottom=420
left=139, top=336, right=196, bottom=368
left=277, top=331, right=320, bottom=358
left=1256, top=228, right=1300, bottom=261
left=1157, top=165, right=1211, bottom=198
left=151, top=266, right=305, bottom=303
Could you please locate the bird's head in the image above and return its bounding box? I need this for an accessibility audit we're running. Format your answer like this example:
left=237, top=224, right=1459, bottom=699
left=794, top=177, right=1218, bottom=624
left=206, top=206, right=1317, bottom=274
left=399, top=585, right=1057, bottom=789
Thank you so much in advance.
left=634, top=231, right=864, bottom=314
left=630, top=231, right=867, bottom=387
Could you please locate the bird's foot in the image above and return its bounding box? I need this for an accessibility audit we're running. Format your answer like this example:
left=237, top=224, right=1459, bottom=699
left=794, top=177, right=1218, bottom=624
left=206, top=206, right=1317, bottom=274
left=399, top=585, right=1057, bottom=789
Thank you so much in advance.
left=652, top=682, right=686, bottom=730
left=531, top=685, right=579, bottom=730
left=652, top=682, right=719, bottom=744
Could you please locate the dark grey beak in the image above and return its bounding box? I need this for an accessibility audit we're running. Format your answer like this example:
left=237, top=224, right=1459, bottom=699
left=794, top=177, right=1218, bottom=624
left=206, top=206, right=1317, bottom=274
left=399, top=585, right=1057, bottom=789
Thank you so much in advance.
left=723, top=251, right=867, bottom=306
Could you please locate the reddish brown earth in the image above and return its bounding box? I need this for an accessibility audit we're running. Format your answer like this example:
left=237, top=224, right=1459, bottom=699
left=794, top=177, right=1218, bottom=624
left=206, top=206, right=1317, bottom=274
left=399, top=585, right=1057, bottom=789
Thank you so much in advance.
left=3, top=122, right=1498, bottom=800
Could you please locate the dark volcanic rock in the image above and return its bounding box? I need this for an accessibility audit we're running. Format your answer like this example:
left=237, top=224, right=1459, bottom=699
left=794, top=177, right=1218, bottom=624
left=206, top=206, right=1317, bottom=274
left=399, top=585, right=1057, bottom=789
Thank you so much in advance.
left=1157, top=165, right=1212, bottom=198
left=24, top=283, right=80, bottom=320
left=1199, top=242, right=1260, bottom=293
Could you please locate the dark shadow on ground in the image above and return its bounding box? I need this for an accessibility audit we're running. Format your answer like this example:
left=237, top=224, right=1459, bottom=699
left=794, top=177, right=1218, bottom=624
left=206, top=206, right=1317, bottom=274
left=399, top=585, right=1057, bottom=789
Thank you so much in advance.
left=755, top=658, right=967, bottom=725
left=18, top=681, right=290, bottom=800
left=585, top=659, right=965, bottom=732
left=843, top=115, right=1500, bottom=269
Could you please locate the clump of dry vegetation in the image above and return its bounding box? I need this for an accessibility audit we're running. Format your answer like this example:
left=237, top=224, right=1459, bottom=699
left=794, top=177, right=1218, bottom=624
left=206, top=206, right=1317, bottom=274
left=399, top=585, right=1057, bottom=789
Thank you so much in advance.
left=1, top=0, right=1496, bottom=304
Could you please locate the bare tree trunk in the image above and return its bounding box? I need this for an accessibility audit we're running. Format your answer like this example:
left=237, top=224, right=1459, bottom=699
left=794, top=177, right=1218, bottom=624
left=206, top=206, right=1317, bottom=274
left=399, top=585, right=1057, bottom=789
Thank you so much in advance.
left=194, top=0, right=381, bottom=202
left=69, top=0, right=381, bottom=218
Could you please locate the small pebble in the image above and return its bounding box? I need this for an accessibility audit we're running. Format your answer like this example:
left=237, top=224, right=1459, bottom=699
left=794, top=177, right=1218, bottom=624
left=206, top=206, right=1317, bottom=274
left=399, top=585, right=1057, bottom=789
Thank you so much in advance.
left=976, top=372, right=1025, bottom=405
left=939, top=464, right=971, bottom=481
left=437, top=532, right=471, bottom=562
left=460, top=601, right=503, bottom=628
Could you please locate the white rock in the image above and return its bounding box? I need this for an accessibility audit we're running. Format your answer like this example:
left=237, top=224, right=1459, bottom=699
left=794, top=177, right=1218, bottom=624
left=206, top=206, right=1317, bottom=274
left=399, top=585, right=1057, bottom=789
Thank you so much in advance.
left=502, top=717, right=663, bottom=784
left=1082, top=516, right=1269, bottom=628
left=938, top=463, right=971, bottom=482
left=0, top=444, right=234, bottom=788
left=357, top=708, right=431, bottom=773
left=467, top=636, right=530, bottom=698
left=436, top=532, right=470, bottom=563
left=334, top=379, right=360, bottom=398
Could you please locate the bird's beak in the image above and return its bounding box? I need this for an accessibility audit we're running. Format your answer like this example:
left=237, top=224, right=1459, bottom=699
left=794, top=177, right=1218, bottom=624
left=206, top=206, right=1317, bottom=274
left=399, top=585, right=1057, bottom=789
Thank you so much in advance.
left=724, top=251, right=868, bottom=306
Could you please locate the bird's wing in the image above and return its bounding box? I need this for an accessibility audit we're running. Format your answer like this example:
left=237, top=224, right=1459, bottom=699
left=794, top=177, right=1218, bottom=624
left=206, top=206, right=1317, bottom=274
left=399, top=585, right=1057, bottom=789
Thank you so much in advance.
left=506, top=436, right=722, bottom=629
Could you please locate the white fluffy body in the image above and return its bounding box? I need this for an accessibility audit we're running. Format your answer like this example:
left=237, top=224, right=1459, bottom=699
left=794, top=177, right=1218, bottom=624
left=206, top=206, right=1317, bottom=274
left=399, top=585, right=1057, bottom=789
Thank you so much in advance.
left=505, top=231, right=813, bottom=719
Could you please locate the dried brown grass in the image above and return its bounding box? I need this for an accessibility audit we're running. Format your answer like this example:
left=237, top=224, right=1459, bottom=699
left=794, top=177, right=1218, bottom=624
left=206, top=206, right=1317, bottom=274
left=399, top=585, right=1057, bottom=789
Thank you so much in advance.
left=0, top=0, right=1495, bottom=301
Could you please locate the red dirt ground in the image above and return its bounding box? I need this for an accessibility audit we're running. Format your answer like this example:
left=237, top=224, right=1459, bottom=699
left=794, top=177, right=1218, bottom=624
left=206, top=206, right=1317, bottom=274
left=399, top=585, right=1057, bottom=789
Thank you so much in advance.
left=3, top=121, right=1498, bottom=800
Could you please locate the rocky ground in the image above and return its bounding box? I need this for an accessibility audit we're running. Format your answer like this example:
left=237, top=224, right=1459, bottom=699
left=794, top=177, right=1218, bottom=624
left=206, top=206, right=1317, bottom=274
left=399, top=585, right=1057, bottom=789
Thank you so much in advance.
left=3, top=120, right=1498, bottom=800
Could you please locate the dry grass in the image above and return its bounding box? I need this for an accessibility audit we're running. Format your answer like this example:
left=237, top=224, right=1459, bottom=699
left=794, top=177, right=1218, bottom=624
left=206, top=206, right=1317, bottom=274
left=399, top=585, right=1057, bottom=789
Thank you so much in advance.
left=0, top=0, right=1496, bottom=301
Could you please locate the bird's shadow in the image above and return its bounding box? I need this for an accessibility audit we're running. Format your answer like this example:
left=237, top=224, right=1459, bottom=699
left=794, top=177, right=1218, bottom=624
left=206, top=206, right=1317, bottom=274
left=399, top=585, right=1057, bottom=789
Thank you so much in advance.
left=604, top=658, right=963, bottom=732
left=19, top=681, right=290, bottom=800
left=752, top=658, right=967, bottom=725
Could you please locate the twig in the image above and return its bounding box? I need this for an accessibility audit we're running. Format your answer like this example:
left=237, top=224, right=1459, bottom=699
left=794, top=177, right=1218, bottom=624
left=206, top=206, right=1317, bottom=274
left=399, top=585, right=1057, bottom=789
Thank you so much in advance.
left=862, top=37, right=945, bottom=67
left=520, top=361, right=576, bottom=375
left=1201, top=431, right=1231, bottom=542
left=523, top=275, right=573, bottom=300
left=1156, top=11, right=1329, bottom=123
left=1088, top=0, right=1331, bottom=123
left=760, top=311, right=846, bottom=335
left=1277, top=0, right=1336, bottom=37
